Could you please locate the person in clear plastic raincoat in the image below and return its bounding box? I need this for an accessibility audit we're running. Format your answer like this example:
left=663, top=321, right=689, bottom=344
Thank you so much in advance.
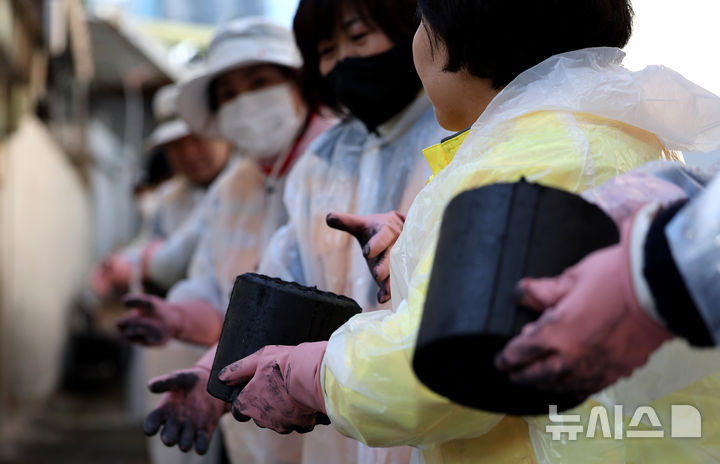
left=141, top=1, right=450, bottom=463
left=91, top=84, right=231, bottom=297
left=116, top=17, right=334, bottom=464
left=117, top=17, right=329, bottom=346
left=215, top=0, right=720, bottom=463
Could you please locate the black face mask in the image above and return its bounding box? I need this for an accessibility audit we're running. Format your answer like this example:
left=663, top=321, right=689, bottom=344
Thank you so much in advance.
left=325, top=46, right=423, bottom=132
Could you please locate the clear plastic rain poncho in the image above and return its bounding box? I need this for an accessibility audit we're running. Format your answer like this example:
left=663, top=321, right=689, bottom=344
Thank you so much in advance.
left=164, top=158, right=285, bottom=308
left=667, top=171, right=720, bottom=341
left=259, top=94, right=449, bottom=311
left=322, top=48, right=720, bottom=463
left=118, top=176, right=207, bottom=266
left=128, top=171, right=241, bottom=464
left=157, top=115, right=339, bottom=464
left=218, top=94, right=450, bottom=464
left=142, top=159, right=239, bottom=290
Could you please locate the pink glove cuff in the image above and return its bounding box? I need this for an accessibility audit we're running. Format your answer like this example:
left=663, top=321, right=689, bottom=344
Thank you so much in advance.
left=288, top=341, right=328, bottom=414
left=618, top=214, right=674, bottom=345
left=168, top=300, right=224, bottom=347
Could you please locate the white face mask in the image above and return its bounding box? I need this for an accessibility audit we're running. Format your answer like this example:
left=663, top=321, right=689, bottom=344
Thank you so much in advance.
left=217, top=83, right=306, bottom=160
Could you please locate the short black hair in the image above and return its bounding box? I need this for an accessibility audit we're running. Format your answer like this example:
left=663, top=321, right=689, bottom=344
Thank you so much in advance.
left=417, top=0, right=634, bottom=89
left=293, top=0, right=420, bottom=114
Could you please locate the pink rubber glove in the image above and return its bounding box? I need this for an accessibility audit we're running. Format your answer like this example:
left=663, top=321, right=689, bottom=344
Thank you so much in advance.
left=91, top=254, right=132, bottom=296
left=145, top=347, right=229, bottom=455
left=326, top=211, right=405, bottom=303
left=495, top=214, right=674, bottom=396
left=116, top=294, right=224, bottom=347
left=218, top=342, right=330, bottom=434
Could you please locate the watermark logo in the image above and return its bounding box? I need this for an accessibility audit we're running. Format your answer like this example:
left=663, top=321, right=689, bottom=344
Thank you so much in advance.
left=546, top=405, right=702, bottom=441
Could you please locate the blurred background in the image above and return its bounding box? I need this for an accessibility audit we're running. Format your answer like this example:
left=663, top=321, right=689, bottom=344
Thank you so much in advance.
left=0, top=1, right=717, bottom=463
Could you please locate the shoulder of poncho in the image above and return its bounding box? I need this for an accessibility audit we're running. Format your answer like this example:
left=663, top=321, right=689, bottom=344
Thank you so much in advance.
left=302, top=119, right=364, bottom=161
left=214, top=157, right=265, bottom=200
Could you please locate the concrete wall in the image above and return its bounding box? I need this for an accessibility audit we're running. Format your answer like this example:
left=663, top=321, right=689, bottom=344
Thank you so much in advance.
left=0, top=115, right=92, bottom=410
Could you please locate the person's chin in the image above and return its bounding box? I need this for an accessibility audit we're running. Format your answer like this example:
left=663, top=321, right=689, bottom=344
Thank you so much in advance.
left=188, top=173, right=211, bottom=185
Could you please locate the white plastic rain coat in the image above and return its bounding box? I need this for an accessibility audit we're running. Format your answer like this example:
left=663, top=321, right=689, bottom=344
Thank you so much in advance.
left=259, top=94, right=448, bottom=311
left=322, top=48, right=720, bottom=463
left=119, top=176, right=206, bottom=266
left=141, top=159, right=241, bottom=290
left=666, top=170, right=720, bottom=344
left=142, top=156, right=288, bottom=464
left=220, top=94, right=451, bottom=464
left=143, top=115, right=333, bottom=464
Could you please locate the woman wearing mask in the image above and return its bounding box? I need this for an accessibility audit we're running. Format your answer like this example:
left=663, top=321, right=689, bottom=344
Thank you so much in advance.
left=118, top=17, right=328, bottom=347
left=116, top=17, right=333, bottom=464
left=142, top=1, right=450, bottom=463
left=218, top=0, right=720, bottom=463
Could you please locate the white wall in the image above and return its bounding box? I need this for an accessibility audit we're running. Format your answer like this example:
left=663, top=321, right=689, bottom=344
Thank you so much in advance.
left=0, top=115, right=92, bottom=407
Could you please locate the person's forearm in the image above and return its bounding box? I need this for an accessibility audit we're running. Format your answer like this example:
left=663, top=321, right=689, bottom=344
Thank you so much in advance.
left=323, top=298, right=503, bottom=448
left=146, top=220, right=205, bottom=288
left=169, top=300, right=225, bottom=346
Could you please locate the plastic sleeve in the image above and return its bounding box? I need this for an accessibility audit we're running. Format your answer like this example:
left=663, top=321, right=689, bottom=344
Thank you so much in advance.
left=646, top=202, right=714, bottom=346
left=322, top=251, right=503, bottom=448
left=146, top=205, right=207, bottom=289
left=166, top=226, right=224, bottom=310
left=257, top=223, right=306, bottom=285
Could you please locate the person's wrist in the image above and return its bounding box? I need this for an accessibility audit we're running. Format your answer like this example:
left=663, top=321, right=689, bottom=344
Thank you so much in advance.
left=289, top=342, right=328, bottom=413
left=195, top=363, right=211, bottom=374
left=627, top=203, right=667, bottom=327
left=160, top=301, right=183, bottom=339
left=620, top=211, right=674, bottom=343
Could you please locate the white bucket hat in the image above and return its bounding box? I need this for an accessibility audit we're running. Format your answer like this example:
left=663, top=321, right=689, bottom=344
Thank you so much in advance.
left=177, top=17, right=303, bottom=139
left=144, top=84, right=192, bottom=153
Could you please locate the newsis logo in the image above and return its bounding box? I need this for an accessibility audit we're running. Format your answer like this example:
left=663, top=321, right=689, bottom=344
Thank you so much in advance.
left=546, top=405, right=702, bottom=441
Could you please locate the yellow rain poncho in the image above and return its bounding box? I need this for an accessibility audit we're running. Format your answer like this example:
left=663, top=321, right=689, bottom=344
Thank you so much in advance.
left=322, top=48, right=720, bottom=463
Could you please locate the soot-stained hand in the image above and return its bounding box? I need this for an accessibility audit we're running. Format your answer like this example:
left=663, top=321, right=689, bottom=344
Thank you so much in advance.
left=145, top=366, right=229, bottom=455
left=116, top=294, right=176, bottom=346
left=326, top=211, right=405, bottom=304
left=218, top=342, right=330, bottom=435
left=495, top=217, right=674, bottom=396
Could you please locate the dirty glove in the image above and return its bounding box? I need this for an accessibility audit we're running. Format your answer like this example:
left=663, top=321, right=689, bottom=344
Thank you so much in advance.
left=218, top=342, right=330, bottom=434
left=145, top=348, right=229, bottom=455
left=326, top=211, right=405, bottom=303
left=91, top=254, right=133, bottom=296
left=495, top=209, right=674, bottom=396
left=117, top=294, right=224, bottom=347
